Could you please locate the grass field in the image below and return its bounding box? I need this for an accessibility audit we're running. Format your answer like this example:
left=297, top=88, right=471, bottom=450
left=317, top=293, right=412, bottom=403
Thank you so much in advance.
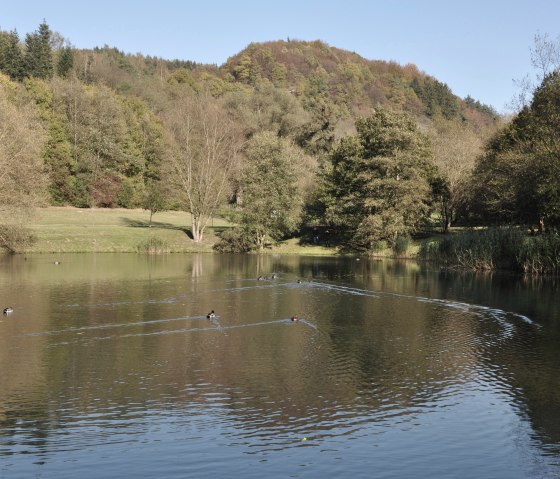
left=22, top=207, right=338, bottom=255
left=24, top=207, right=224, bottom=253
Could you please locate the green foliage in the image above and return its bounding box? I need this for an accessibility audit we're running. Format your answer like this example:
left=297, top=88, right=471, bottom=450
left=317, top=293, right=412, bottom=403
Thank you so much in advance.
left=0, top=30, right=24, bottom=80
left=464, top=95, right=498, bottom=119
left=239, top=132, right=306, bottom=249
left=392, top=235, right=410, bottom=256
left=321, top=108, right=436, bottom=250
left=213, top=228, right=255, bottom=253
left=411, top=76, right=460, bottom=119
left=470, top=71, right=560, bottom=229
left=136, top=236, right=170, bottom=254
left=56, top=46, right=74, bottom=78
left=517, top=233, right=560, bottom=274
left=142, top=180, right=167, bottom=224
left=419, top=228, right=525, bottom=270
left=24, top=21, right=53, bottom=79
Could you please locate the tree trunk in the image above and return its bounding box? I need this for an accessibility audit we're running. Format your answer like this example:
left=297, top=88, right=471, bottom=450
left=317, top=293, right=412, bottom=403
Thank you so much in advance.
left=192, top=215, right=203, bottom=242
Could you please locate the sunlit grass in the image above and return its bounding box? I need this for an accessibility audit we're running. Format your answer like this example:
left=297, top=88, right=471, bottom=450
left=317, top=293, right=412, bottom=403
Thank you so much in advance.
left=25, top=207, right=223, bottom=253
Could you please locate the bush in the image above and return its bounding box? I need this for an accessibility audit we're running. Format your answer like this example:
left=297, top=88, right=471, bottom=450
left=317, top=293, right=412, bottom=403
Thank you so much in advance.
left=213, top=228, right=255, bottom=253
left=0, top=225, right=37, bottom=253
left=136, top=236, right=170, bottom=254
left=369, top=239, right=387, bottom=254
left=392, top=235, right=410, bottom=256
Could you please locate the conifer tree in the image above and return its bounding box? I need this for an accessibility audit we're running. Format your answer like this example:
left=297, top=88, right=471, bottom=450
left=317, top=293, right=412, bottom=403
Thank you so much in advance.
left=24, top=21, right=53, bottom=79
left=0, top=30, right=24, bottom=81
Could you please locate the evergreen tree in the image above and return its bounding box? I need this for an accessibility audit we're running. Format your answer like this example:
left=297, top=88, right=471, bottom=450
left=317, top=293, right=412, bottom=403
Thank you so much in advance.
left=24, top=21, right=53, bottom=79
left=0, top=30, right=24, bottom=81
left=321, top=109, right=436, bottom=248
left=56, top=46, right=74, bottom=78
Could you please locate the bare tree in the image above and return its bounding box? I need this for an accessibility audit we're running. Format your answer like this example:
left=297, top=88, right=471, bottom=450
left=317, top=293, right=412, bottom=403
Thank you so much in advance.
left=510, top=32, right=560, bottom=111
left=164, top=92, right=243, bottom=242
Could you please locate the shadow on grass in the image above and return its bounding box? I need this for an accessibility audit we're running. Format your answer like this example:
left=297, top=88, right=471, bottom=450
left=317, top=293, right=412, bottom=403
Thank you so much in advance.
left=120, top=217, right=193, bottom=238
left=120, top=217, right=234, bottom=241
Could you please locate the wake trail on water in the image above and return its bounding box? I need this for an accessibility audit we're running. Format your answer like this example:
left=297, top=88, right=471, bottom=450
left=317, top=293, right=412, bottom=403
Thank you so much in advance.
left=305, top=281, right=539, bottom=340
left=45, top=316, right=317, bottom=348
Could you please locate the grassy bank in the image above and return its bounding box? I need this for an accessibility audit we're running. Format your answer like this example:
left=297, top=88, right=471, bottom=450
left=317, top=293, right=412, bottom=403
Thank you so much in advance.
left=24, top=207, right=222, bottom=253
left=21, top=207, right=339, bottom=255
left=419, top=228, right=560, bottom=274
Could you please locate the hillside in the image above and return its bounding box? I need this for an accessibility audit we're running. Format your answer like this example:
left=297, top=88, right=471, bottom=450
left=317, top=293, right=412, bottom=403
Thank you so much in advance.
left=0, top=23, right=502, bottom=254
left=71, top=40, right=498, bottom=129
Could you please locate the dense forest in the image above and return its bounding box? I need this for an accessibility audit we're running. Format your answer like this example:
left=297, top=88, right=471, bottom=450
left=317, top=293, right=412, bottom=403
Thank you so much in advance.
left=1, top=22, right=559, bottom=269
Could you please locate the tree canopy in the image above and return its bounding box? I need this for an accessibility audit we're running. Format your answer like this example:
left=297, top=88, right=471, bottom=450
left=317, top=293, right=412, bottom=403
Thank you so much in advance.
left=470, top=71, right=560, bottom=230
left=321, top=109, right=437, bottom=249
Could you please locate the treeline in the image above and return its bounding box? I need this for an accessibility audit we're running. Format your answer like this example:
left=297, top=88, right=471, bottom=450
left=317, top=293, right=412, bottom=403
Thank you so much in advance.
left=8, top=21, right=559, bottom=267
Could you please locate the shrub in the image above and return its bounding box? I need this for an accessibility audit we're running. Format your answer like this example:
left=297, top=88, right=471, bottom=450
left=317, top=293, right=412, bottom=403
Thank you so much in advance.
left=392, top=235, right=410, bottom=256
left=369, top=239, right=387, bottom=254
left=0, top=225, right=37, bottom=253
left=213, top=228, right=255, bottom=253
left=136, top=236, right=170, bottom=254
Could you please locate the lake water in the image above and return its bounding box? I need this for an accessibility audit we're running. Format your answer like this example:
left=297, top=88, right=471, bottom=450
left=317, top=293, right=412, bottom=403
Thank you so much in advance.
left=0, top=253, right=559, bottom=478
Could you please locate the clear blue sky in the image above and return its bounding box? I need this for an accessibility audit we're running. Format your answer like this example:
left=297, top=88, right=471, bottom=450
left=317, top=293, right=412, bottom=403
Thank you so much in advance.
left=2, top=0, right=559, bottom=112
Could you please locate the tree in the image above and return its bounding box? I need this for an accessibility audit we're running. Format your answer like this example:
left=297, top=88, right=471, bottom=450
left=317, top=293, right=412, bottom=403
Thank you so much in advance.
left=0, top=30, right=24, bottom=81
left=428, top=118, right=484, bottom=232
left=0, top=75, right=47, bottom=249
left=24, top=21, right=53, bottom=79
left=238, top=132, right=309, bottom=249
left=56, top=46, right=74, bottom=78
left=471, top=71, right=560, bottom=231
left=321, top=109, right=436, bottom=248
left=143, top=180, right=167, bottom=226
left=165, top=92, right=243, bottom=242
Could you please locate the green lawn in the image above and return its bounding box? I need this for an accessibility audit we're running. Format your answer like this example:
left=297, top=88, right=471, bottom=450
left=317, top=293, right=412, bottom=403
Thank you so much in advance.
left=22, top=207, right=426, bottom=257
left=25, top=207, right=228, bottom=253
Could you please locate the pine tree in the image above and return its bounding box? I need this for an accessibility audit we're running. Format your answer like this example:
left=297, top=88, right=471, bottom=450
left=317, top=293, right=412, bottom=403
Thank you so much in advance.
left=56, top=46, right=74, bottom=78
left=24, top=21, right=53, bottom=79
left=0, top=30, right=24, bottom=81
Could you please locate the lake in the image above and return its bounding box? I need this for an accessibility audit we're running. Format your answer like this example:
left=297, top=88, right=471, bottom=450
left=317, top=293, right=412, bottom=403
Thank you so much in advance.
left=0, top=253, right=559, bottom=478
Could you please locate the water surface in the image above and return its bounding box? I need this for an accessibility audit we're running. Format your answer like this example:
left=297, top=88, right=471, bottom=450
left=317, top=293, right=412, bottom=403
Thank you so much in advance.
left=0, top=254, right=559, bottom=478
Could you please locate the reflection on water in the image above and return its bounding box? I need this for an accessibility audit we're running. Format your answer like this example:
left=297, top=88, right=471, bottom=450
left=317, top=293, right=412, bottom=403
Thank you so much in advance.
left=0, top=253, right=559, bottom=478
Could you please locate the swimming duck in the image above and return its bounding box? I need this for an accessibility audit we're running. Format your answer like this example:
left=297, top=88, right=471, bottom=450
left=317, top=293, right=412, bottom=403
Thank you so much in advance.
left=291, top=316, right=299, bottom=322
left=3, top=307, right=13, bottom=314
left=54, top=261, right=60, bottom=265
left=271, top=273, right=278, bottom=279
left=257, top=276, right=265, bottom=281
left=206, top=310, right=216, bottom=319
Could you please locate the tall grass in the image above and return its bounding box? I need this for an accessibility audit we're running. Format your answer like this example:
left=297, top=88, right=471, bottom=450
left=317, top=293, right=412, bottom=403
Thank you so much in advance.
left=392, top=235, right=410, bottom=257
left=418, top=228, right=560, bottom=274
left=517, top=233, right=560, bottom=274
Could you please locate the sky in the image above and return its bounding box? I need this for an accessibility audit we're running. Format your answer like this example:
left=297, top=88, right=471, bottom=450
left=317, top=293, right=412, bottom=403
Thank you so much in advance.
left=2, top=0, right=560, bottom=113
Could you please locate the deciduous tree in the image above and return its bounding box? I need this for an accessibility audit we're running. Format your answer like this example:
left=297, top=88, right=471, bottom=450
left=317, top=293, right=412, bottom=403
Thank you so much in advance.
left=239, top=132, right=310, bottom=249
left=165, top=92, right=243, bottom=242
left=0, top=75, right=47, bottom=249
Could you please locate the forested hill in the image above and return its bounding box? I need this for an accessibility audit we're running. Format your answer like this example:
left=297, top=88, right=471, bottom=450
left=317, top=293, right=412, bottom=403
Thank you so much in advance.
left=72, top=39, right=498, bottom=129
left=1, top=22, right=502, bottom=248
left=221, top=40, right=498, bottom=128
